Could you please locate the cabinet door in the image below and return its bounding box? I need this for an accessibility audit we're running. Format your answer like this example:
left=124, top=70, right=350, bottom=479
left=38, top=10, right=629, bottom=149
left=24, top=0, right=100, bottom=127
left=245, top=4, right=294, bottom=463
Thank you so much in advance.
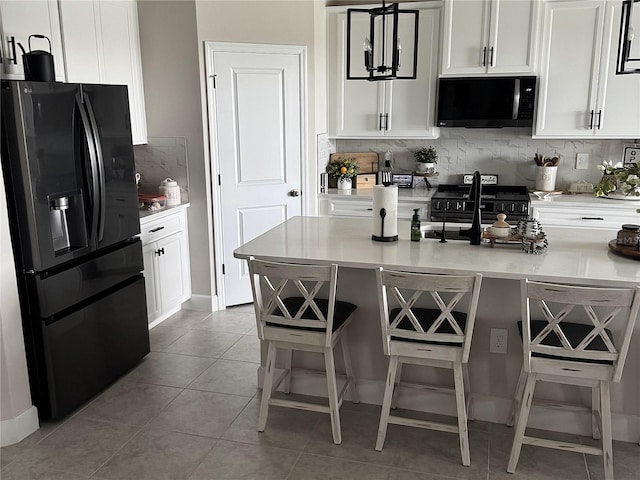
left=441, top=0, right=491, bottom=75
left=0, top=0, right=65, bottom=81
left=156, top=232, right=189, bottom=313
left=328, top=10, right=385, bottom=137
left=595, top=2, right=640, bottom=138
left=60, top=0, right=148, bottom=145
left=488, top=0, right=538, bottom=74
left=535, top=0, right=604, bottom=137
left=386, top=5, right=440, bottom=137
left=142, top=242, right=161, bottom=324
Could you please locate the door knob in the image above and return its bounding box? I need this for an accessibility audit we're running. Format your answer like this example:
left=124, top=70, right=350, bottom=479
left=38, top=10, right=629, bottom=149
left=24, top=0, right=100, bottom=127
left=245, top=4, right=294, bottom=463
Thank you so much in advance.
left=288, top=189, right=301, bottom=197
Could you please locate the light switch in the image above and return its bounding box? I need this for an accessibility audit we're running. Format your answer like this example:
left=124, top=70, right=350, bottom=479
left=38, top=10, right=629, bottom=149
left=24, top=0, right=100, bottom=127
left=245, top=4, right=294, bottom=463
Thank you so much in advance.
left=575, top=153, right=589, bottom=170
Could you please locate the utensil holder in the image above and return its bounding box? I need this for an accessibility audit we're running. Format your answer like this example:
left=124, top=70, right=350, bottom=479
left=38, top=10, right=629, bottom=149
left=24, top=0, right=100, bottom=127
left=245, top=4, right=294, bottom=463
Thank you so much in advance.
left=535, top=166, right=558, bottom=191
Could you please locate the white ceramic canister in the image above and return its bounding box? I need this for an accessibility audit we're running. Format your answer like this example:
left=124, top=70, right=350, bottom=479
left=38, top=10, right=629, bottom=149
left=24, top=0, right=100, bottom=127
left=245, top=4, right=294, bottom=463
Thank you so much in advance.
left=159, top=178, right=181, bottom=206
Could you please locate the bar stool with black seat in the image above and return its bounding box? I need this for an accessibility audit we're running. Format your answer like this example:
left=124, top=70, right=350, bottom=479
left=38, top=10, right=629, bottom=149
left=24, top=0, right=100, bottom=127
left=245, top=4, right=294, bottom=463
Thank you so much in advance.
left=247, top=256, right=359, bottom=445
left=375, top=268, right=483, bottom=466
left=508, top=279, right=640, bottom=480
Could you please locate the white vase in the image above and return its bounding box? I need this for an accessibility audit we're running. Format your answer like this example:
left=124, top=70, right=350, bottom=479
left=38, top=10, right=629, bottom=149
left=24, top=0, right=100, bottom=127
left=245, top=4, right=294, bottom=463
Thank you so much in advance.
left=416, top=162, right=435, bottom=174
left=337, top=177, right=352, bottom=190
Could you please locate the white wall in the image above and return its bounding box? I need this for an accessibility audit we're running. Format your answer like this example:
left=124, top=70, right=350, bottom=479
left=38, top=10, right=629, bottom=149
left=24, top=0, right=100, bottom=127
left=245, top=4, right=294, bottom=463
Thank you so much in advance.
left=0, top=162, right=39, bottom=446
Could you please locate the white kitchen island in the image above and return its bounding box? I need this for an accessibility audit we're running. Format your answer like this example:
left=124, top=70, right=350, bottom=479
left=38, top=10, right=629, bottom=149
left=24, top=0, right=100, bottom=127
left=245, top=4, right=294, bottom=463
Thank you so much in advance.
left=234, top=216, right=640, bottom=441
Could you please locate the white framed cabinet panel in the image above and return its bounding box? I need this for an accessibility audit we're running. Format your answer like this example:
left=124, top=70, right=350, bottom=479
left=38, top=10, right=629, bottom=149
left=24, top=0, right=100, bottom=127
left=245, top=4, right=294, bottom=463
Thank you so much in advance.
left=59, top=0, right=148, bottom=144
left=328, top=2, right=441, bottom=138
left=535, top=0, right=640, bottom=138
left=0, top=0, right=65, bottom=81
left=441, top=0, right=539, bottom=75
left=140, top=208, right=191, bottom=327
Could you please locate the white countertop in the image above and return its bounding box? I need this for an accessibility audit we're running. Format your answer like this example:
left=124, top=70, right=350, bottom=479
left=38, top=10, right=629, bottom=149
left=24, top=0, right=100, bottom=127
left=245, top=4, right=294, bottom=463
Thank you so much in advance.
left=321, top=188, right=435, bottom=202
left=139, top=203, right=190, bottom=223
left=530, top=192, right=640, bottom=208
left=234, top=216, right=640, bottom=287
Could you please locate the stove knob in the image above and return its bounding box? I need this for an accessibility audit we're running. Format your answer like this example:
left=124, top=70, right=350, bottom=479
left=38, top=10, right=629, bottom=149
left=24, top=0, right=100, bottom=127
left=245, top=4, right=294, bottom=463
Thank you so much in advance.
left=433, top=200, right=442, bottom=211
left=445, top=201, right=451, bottom=211
left=498, top=202, right=506, bottom=212
left=518, top=203, right=528, bottom=214
left=454, top=201, right=463, bottom=211
left=507, top=203, right=516, bottom=213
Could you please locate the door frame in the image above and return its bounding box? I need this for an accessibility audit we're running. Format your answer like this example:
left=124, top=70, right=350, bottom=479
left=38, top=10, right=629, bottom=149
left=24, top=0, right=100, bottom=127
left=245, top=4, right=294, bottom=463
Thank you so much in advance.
left=205, top=42, right=309, bottom=310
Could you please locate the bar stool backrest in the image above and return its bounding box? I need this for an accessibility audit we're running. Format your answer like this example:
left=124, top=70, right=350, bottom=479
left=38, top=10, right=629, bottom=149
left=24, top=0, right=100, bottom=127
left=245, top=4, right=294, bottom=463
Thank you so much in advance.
left=522, top=280, right=640, bottom=382
left=248, top=256, right=338, bottom=346
left=376, top=268, right=483, bottom=363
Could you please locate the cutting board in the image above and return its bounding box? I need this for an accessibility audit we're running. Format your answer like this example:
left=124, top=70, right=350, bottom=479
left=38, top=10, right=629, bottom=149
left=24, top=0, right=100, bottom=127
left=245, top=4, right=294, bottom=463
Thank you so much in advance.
left=329, top=152, right=379, bottom=173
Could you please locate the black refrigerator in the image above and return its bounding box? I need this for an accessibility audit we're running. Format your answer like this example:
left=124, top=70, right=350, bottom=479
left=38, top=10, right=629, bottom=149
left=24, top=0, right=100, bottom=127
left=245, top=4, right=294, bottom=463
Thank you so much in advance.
left=1, top=81, right=150, bottom=419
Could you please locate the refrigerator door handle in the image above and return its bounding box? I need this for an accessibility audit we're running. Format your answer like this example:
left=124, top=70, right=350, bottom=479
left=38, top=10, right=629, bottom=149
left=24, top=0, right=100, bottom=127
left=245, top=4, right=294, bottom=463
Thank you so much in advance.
left=76, top=93, right=100, bottom=246
left=83, top=95, right=106, bottom=242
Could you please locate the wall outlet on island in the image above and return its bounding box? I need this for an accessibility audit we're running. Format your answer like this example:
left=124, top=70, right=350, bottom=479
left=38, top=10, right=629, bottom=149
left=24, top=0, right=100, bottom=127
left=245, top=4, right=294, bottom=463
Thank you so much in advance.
left=575, top=153, right=589, bottom=170
left=490, top=328, right=508, bottom=354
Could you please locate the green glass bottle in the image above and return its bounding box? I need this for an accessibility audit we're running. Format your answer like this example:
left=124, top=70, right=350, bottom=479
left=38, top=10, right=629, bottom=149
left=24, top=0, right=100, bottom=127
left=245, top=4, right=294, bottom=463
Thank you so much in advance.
left=411, top=208, right=421, bottom=242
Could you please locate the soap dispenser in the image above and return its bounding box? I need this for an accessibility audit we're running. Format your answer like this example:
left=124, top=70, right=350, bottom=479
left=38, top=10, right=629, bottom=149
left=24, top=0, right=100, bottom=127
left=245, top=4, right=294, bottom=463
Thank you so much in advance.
left=411, top=208, right=421, bottom=242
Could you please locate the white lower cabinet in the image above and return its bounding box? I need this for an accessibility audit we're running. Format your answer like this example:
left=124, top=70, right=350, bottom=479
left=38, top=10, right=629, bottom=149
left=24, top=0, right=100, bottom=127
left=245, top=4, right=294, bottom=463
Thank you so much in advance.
left=532, top=198, right=640, bottom=229
left=140, top=208, right=191, bottom=327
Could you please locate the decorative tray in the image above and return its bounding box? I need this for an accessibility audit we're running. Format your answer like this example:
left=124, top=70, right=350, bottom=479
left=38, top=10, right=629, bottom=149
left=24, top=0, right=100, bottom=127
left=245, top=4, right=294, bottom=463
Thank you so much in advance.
left=482, top=229, right=548, bottom=254
left=608, top=240, right=640, bottom=260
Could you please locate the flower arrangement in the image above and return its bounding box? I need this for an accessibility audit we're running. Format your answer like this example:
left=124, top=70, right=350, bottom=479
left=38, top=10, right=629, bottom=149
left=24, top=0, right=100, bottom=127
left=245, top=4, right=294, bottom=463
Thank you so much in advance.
left=414, top=146, right=438, bottom=164
left=594, top=160, right=640, bottom=198
left=326, top=157, right=359, bottom=181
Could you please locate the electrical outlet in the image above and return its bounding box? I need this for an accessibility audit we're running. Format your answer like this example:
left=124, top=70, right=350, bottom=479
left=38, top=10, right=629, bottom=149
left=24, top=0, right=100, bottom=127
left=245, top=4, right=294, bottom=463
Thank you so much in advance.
left=576, top=153, right=589, bottom=170
left=490, top=328, right=508, bottom=354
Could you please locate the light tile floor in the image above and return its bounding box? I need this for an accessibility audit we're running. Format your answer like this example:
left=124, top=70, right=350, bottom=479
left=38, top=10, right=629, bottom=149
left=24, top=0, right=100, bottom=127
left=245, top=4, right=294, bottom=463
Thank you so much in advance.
left=2, top=305, right=638, bottom=480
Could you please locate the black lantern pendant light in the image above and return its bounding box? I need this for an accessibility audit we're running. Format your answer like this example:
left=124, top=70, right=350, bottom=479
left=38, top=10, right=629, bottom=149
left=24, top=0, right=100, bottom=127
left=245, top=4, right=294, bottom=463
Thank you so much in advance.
left=617, top=0, right=639, bottom=74
left=346, top=1, right=419, bottom=81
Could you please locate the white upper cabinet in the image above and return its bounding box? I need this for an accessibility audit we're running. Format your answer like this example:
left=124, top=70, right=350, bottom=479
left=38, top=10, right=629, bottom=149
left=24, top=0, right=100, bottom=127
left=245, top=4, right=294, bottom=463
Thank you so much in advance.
left=535, top=0, right=640, bottom=138
left=441, top=0, right=539, bottom=75
left=328, top=2, right=440, bottom=138
left=0, top=0, right=65, bottom=81
left=59, top=0, right=148, bottom=144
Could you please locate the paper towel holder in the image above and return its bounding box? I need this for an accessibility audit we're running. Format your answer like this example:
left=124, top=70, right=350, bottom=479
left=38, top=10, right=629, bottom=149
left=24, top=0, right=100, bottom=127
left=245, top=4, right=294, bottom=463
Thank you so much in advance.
left=372, top=207, right=398, bottom=242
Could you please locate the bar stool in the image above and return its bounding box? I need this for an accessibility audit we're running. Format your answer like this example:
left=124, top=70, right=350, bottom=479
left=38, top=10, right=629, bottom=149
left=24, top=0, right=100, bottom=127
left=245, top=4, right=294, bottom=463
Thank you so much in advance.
left=247, top=256, right=359, bottom=445
left=374, top=268, right=483, bottom=466
left=508, top=279, right=640, bottom=480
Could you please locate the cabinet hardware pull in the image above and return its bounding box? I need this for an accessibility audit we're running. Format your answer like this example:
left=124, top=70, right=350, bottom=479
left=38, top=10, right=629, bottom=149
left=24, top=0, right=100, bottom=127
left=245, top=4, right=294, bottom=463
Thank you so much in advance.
left=379, top=113, right=384, bottom=131
left=489, top=46, right=494, bottom=67
left=482, top=46, right=487, bottom=67
left=155, top=248, right=165, bottom=256
left=588, top=110, right=595, bottom=129
left=150, top=226, right=165, bottom=233
left=581, top=217, right=604, bottom=220
left=384, top=113, right=389, bottom=131
left=7, top=36, right=17, bottom=64
left=596, top=110, right=602, bottom=129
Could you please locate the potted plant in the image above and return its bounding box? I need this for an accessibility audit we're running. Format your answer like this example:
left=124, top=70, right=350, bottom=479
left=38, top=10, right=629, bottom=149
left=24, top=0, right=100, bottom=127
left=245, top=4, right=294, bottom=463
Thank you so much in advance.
left=326, top=157, right=359, bottom=190
left=595, top=160, right=640, bottom=199
left=414, top=146, right=437, bottom=173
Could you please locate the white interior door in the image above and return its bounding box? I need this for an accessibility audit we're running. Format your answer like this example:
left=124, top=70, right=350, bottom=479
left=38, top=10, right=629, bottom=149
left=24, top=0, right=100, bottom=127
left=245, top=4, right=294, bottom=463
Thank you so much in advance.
left=207, top=44, right=305, bottom=306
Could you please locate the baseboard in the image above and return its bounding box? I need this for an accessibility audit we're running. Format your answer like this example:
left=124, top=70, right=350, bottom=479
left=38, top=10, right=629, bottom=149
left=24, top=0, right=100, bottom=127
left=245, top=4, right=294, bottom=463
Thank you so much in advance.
left=258, top=367, right=640, bottom=443
left=0, top=405, right=39, bottom=447
left=181, top=294, right=216, bottom=312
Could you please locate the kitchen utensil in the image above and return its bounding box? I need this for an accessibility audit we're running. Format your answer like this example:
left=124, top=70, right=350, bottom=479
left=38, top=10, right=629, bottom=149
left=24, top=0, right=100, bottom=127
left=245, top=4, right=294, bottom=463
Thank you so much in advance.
left=17, top=34, right=55, bottom=82
left=159, top=178, right=181, bottom=206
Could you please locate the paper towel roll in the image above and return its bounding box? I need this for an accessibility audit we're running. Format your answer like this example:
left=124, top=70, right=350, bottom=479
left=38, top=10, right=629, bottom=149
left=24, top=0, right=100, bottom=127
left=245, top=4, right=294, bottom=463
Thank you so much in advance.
left=372, top=185, right=398, bottom=241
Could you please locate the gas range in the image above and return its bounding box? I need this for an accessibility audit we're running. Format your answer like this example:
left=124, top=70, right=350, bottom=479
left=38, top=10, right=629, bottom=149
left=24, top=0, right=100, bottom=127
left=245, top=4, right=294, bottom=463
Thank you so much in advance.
left=430, top=184, right=530, bottom=223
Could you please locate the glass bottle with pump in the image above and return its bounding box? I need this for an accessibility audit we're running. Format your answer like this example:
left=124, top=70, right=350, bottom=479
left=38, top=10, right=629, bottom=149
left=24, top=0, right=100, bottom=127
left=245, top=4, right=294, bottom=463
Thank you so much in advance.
left=411, top=208, right=421, bottom=242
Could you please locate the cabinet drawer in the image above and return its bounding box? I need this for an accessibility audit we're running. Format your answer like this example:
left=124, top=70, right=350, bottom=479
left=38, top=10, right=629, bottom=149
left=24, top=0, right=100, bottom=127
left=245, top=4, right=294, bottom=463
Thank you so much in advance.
left=140, top=210, right=184, bottom=244
left=532, top=205, right=639, bottom=229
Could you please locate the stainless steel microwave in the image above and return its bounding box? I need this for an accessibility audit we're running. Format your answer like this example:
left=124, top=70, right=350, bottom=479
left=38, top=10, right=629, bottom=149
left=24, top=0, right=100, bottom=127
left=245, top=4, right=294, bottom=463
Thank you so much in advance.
left=436, top=76, right=536, bottom=128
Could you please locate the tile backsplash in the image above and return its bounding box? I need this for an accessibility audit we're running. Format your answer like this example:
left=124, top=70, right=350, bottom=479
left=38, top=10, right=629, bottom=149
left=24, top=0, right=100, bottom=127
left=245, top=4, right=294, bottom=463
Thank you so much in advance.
left=134, top=137, right=190, bottom=202
left=334, top=129, right=631, bottom=189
